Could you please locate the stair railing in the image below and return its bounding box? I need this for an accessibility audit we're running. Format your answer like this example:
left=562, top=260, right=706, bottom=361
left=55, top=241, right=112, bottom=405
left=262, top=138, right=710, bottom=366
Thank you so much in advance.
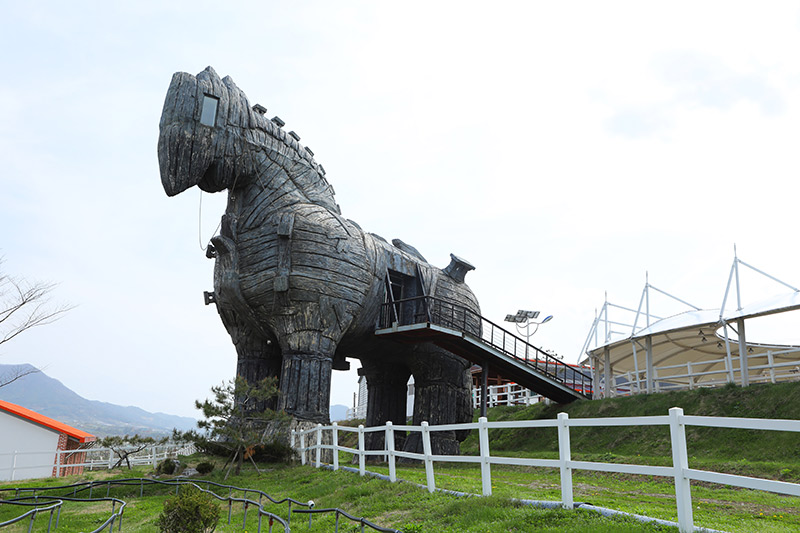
left=379, top=296, right=592, bottom=398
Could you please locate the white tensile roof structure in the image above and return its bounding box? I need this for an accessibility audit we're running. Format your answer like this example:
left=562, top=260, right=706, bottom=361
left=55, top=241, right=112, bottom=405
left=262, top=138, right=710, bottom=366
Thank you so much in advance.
left=581, top=252, right=800, bottom=397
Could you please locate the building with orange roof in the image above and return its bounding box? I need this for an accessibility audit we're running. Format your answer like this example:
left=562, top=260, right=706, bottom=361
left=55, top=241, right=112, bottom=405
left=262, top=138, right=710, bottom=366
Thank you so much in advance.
left=0, top=399, right=96, bottom=481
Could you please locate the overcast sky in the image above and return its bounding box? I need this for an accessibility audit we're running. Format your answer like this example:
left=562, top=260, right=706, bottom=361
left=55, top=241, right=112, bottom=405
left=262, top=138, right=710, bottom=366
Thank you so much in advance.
left=2, top=2, right=800, bottom=419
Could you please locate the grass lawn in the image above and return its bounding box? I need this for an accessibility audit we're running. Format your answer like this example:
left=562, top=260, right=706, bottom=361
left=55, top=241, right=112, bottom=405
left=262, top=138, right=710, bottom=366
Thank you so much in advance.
left=351, top=459, right=799, bottom=533
left=0, top=458, right=680, bottom=533
left=1, top=453, right=798, bottom=532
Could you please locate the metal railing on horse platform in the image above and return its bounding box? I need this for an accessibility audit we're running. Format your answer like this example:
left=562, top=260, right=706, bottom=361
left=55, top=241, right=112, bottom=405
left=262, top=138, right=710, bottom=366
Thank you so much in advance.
left=376, top=296, right=592, bottom=402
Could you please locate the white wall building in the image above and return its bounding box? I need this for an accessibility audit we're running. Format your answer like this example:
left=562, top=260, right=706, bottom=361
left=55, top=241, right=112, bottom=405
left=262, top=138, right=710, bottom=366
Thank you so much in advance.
left=347, top=375, right=415, bottom=421
left=0, top=400, right=95, bottom=481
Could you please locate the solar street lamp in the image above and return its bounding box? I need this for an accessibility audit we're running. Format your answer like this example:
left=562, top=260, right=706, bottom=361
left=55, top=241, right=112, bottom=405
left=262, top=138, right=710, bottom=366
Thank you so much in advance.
left=504, top=309, right=553, bottom=344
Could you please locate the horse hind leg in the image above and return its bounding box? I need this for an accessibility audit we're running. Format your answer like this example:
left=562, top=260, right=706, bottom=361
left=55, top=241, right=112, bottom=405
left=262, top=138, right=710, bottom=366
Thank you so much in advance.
left=359, top=359, right=411, bottom=455
left=404, top=344, right=473, bottom=456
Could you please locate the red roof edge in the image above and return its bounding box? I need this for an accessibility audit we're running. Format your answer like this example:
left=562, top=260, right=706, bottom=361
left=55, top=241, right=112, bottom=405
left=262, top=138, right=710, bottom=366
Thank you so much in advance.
left=0, top=400, right=96, bottom=443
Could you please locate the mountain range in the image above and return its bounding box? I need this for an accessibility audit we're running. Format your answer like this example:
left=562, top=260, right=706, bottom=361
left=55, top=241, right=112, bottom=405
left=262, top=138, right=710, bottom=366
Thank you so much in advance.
left=0, top=364, right=352, bottom=437
left=0, top=364, right=197, bottom=438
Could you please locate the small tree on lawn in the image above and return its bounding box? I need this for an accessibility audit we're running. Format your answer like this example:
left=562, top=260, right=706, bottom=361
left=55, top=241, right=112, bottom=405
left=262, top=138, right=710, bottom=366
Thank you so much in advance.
left=99, top=434, right=169, bottom=469
left=188, top=376, right=287, bottom=479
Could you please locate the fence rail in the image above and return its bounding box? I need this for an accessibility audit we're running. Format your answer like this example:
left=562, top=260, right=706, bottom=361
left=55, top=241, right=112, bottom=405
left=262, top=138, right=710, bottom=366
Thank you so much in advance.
left=0, top=443, right=195, bottom=482
left=292, top=409, right=800, bottom=533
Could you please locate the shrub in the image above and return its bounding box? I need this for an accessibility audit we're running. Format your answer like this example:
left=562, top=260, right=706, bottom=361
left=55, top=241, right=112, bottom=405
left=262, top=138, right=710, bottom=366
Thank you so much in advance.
left=196, top=461, right=214, bottom=475
left=156, top=458, right=179, bottom=475
left=157, top=485, right=219, bottom=533
left=195, top=439, right=296, bottom=463
left=252, top=439, right=296, bottom=463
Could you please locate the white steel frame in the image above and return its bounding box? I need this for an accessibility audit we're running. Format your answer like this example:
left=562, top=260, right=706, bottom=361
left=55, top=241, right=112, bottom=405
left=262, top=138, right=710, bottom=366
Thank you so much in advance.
left=582, top=251, right=800, bottom=398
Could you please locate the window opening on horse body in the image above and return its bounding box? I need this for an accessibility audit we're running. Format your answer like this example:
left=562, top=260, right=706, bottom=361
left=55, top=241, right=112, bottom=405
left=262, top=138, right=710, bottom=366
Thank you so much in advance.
left=200, top=95, right=219, bottom=127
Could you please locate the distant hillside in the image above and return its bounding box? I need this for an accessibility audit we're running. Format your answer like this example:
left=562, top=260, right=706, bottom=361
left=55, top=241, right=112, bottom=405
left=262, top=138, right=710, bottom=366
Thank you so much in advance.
left=0, top=364, right=197, bottom=438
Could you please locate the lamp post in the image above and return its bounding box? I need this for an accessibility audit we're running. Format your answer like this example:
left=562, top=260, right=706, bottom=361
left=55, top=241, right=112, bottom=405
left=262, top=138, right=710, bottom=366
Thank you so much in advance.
left=469, top=310, right=554, bottom=417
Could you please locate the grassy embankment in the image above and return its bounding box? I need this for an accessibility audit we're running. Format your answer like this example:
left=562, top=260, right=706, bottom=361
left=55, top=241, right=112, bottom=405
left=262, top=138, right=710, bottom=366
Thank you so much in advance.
left=336, top=380, right=800, bottom=532
left=1, top=381, right=799, bottom=532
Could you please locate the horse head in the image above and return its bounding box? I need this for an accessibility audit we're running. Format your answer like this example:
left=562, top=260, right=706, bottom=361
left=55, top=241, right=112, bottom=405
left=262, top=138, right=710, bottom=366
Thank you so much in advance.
left=158, top=66, right=256, bottom=196
left=158, top=67, right=339, bottom=214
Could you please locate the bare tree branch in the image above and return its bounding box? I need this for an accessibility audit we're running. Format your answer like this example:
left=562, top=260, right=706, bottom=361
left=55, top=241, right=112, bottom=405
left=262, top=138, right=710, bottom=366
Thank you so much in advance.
left=0, top=257, right=74, bottom=387
left=0, top=366, right=40, bottom=387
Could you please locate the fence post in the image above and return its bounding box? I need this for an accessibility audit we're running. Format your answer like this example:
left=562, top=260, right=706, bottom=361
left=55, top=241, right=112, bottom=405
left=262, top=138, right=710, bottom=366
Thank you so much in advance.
left=767, top=351, right=776, bottom=383
left=152, top=445, right=158, bottom=469
left=478, top=417, right=492, bottom=496
left=332, top=423, right=339, bottom=471
left=557, top=413, right=573, bottom=509
left=108, top=450, right=114, bottom=469
left=421, top=422, right=435, bottom=493
left=357, top=425, right=365, bottom=476
left=669, top=407, right=694, bottom=533
left=687, top=362, right=694, bottom=390
left=300, top=432, right=306, bottom=466
left=315, top=424, right=322, bottom=468
left=386, top=422, right=396, bottom=482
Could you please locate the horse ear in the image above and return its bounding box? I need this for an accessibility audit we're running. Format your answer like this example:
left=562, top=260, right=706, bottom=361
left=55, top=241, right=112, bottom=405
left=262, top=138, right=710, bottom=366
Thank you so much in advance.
left=222, top=75, right=240, bottom=92
left=198, top=66, right=220, bottom=82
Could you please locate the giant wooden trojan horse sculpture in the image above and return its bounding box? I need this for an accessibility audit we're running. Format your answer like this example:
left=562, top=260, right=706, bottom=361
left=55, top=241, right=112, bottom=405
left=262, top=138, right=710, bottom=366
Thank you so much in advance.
left=159, top=67, right=480, bottom=454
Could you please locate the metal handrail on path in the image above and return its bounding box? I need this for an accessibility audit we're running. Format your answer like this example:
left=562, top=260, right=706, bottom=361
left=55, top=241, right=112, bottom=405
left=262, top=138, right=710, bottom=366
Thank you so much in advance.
left=0, top=499, right=64, bottom=531
left=0, top=477, right=400, bottom=532
left=378, top=295, right=592, bottom=398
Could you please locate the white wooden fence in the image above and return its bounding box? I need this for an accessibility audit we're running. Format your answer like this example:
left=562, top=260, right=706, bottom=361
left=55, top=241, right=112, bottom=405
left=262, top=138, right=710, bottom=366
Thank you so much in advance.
left=292, top=408, right=800, bottom=533
left=0, top=443, right=195, bottom=481
left=471, top=382, right=545, bottom=408
left=608, top=348, right=800, bottom=398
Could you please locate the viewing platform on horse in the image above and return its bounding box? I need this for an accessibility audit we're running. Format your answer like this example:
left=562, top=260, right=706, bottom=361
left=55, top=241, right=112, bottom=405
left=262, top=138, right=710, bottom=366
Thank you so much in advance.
left=375, top=295, right=591, bottom=404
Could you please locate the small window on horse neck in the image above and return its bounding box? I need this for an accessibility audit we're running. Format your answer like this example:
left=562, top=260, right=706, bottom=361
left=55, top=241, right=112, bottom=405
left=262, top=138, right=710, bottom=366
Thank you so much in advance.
left=200, top=95, right=219, bottom=127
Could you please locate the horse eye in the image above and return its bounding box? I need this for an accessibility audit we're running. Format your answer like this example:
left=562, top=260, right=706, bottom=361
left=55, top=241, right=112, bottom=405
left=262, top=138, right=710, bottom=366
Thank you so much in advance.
left=200, top=95, right=219, bottom=127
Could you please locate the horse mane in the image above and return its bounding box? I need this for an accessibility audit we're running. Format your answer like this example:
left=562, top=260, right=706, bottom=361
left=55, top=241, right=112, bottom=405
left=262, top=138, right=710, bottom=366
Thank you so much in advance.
left=218, top=72, right=340, bottom=214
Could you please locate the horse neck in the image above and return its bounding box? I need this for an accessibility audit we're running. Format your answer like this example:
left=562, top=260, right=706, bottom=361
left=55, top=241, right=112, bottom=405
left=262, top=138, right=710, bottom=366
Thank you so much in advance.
left=239, top=127, right=337, bottom=210
left=229, top=159, right=337, bottom=237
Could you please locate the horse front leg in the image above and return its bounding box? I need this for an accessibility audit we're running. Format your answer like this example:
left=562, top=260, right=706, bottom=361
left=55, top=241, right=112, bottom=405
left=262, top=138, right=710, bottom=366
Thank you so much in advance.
left=218, top=308, right=282, bottom=412
left=277, top=349, right=333, bottom=424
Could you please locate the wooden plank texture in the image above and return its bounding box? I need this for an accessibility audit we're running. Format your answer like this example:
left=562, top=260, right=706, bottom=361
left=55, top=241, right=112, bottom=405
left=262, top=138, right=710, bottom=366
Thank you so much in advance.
left=159, top=68, right=481, bottom=452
